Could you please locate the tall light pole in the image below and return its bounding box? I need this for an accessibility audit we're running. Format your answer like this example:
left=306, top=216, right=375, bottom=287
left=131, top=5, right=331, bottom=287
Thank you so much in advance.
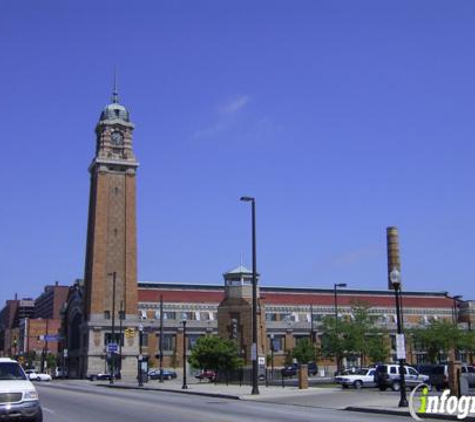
left=269, top=334, right=275, bottom=375
left=390, top=267, right=408, bottom=408
left=181, top=319, right=188, bottom=389
left=240, top=196, right=259, bottom=395
left=452, top=295, right=463, bottom=362
left=310, top=304, right=316, bottom=343
left=138, top=322, right=143, bottom=387
left=119, top=300, right=124, bottom=379
left=159, top=295, right=164, bottom=383
left=110, top=272, right=117, bottom=385
left=333, top=283, right=347, bottom=373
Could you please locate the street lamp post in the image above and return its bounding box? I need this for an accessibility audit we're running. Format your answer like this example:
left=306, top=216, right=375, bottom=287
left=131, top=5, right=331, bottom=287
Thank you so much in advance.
left=333, top=283, right=347, bottom=374
left=182, top=319, right=188, bottom=389
left=119, top=300, right=124, bottom=379
left=159, top=295, right=164, bottom=383
left=110, top=272, right=117, bottom=385
left=390, top=267, right=408, bottom=408
left=138, top=322, right=143, bottom=387
left=240, top=196, right=259, bottom=395
left=452, top=295, right=463, bottom=361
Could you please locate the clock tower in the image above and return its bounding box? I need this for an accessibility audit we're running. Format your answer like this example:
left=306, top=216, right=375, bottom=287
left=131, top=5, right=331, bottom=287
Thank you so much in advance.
left=81, top=85, right=140, bottom=378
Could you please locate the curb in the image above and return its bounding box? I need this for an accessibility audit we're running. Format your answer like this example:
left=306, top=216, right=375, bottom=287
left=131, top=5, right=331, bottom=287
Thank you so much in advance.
left=98, top=384, right=241, bottom=400
left=346, top=406, right=475, bottom=421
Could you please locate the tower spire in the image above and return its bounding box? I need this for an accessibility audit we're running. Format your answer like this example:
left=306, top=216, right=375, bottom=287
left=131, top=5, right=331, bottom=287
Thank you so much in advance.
left=112, top=68, right=119, bottom=104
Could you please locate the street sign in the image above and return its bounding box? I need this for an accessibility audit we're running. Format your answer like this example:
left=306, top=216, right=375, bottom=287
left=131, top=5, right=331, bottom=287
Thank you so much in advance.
left=125, top=328, right=135, bottom=339
left=63, top=349, right=68, bottom=358
left=44, top=334, right=60, bottom=342
left=107, top=343, right=119, bottom=353
left=396, top=333, right=406, bottom=359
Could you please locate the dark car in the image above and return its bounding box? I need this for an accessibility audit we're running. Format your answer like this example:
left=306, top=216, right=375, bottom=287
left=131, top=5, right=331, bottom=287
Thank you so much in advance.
left=148, top=369, right=177, bottom=380
left=87, top=372, right=121, bottom=381
left=414, top=364, right=475, bottom=391
left=281, top=362, right=318, bottom=377
left=195, top=370, right=216, bottom=382
left=413, top=365, right=447, bottom=391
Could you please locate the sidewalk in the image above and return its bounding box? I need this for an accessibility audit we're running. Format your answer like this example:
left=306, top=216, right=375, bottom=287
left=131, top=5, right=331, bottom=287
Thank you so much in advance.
left=96, top=378, right=475, bottom=420
left=100, top=377, right=333, bottom=400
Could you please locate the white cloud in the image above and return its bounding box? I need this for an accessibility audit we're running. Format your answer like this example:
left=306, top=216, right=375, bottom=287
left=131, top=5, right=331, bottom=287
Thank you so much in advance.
left=219, top=95, right=250, bottom=115
left=194, top=94, right=250, bottom=139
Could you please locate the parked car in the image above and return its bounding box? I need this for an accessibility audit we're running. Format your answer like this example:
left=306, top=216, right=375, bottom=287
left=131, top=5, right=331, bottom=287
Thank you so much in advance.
left=53, top=367, right=68, bottom=379
left=335, top=367, right=376, bottom=389
left=87, top=372, right=120, bottom=381
left=281, top=362, right=318, bottom=377
left=374, top=364, right=429, bottom=391
left=414, top=364, right=475, bottom=391
left=195, top=370, right=216, bottom=382
left=24, top=369, right=52, bottom=382
left=148, top=369, right=177, bottom=380
left=0, top=357, right=43, bottom=421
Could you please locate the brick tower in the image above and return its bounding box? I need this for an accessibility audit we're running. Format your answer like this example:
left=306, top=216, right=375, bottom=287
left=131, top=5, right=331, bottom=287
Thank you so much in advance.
left=217, top=266, right=267, bottom=367
left=82, top=84, right=140, bottom=378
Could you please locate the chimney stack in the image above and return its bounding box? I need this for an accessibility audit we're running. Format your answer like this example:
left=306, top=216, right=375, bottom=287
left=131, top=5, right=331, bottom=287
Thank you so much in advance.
left=386, top=226, right=401, bottom=290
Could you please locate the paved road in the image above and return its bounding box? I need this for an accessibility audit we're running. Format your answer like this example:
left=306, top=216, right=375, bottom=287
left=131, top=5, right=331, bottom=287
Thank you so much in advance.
left=36, top=382, right=420, bottom=422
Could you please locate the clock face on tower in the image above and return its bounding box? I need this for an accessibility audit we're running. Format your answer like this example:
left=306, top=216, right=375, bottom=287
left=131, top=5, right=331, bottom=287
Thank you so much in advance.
left=111, top=130, right=124, bottom=146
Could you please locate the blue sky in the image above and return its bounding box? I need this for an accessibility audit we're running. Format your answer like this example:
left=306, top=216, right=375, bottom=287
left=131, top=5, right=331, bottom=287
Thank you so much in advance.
left=1, top=1, right=475, bottom=306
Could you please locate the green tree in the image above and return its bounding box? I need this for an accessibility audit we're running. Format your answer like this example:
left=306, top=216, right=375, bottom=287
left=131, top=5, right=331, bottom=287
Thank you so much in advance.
left=292, top=338, right=317, bottom=364
left=320, top=317, right=343, bottom=360
left=366, top=335, right=388, bottom=364
left=188, top=335, right=242, bottom=373
left=410, top=319, right=462, bottom=363
left=284, top=349, right=294, bottom=366
left=320, top=302, right=388, bottom=366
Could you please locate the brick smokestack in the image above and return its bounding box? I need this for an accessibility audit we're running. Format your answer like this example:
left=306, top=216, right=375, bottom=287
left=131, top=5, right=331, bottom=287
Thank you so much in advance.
left=386, top=226, right=401, bottom=290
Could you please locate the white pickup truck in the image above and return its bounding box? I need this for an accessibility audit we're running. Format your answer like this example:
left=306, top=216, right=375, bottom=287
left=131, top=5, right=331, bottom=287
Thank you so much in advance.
left=335, top=367, right=376, bottom=389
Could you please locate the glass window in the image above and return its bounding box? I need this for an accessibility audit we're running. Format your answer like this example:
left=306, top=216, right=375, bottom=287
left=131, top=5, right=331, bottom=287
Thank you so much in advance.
left=270, top=335, right=284, bottom=352
left=282, top=313, right=296, bottom=322
left=162, top=334, right=175, bottom=351
left=104, top=333, right=124, bottom=346
left=141, top=333, right=149, bottom=348
left=179, top=312, right=196, bottom=321
left=163, top=312, right=176, bottom=320
left=187, top=334, right=202, bottom=350
left=266, top=313, right=278, bottom=321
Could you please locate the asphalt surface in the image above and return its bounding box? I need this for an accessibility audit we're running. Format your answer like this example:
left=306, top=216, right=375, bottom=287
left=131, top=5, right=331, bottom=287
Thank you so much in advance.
left=35, top=381, right=426, bottom=422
